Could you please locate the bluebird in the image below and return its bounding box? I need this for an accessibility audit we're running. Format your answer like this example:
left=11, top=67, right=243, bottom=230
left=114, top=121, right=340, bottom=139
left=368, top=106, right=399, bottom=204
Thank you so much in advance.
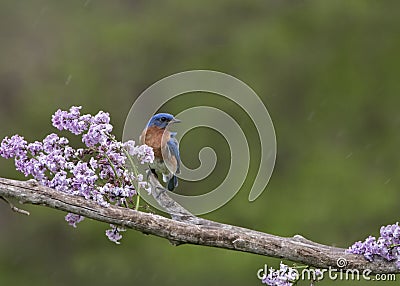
left=140, top=113, right=181, bottom=191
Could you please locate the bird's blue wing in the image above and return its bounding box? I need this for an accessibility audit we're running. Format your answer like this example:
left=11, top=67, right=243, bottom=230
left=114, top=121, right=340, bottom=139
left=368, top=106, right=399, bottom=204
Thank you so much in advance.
left=167, top=135, right=180, bottom=174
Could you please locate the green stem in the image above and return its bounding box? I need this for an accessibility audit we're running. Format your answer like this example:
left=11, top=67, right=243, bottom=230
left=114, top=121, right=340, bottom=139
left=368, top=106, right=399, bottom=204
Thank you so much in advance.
left=122, top=148, right=142, bottom=210
left=135, top=195, right=140, bottom=211
left=104, top=153, right=122, bottom=185
left=105, top=134, right=147, bottom=211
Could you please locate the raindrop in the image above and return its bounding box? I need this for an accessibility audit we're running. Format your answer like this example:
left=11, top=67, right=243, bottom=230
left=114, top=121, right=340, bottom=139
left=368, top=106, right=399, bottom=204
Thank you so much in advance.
left=65, top=75, right=72, bottom=85
left=345, top=152, right=353, bottom=159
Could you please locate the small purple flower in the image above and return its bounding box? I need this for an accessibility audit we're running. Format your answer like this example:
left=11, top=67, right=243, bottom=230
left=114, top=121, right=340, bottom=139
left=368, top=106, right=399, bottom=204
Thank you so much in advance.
left=0, top=135, right=27, bottom=159
left=49, top=170, right=71, bottom=193
left=63, top=146, right=75, bottom=160
left=70, top=119, right=89, bottom=135
left=262, top=262, right=298, bottom=286
left=71, top=162, right=98, bottom=199
left=52, top=109, right=69, bottom=131
left=123, top=140, right=135, bottom=153
left=82, top=123, right=113, bottom=147
left=52, top=106, right=91, bottom=135
left=25, top=157, right=47, bottom=181
left=79, top=114, right=93, bottom=124
left=105, top=224, right=125, bottom=244
left=347, top=241, right=365, bottom=255
left=106, top=141, right=127, bottom=166
left=27, top=141, right=43, bottom=156
left=92, top=190, right=110, bottom=207
left=69, top=106, right=81, bottom=118
left=89, top=157, right=98, bottom=169
left=43, top=133, right=68, bottom=154
left=126, top=143, right=154, bottom=164
left=93, top=110, right=110, bottom=124
left=65, top=213, right=84, bottom=228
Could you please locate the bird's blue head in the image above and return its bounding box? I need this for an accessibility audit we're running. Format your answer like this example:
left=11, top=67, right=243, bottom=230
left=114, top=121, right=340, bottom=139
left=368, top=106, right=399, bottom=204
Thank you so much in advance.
left=147, top=113, right=181, bottom=129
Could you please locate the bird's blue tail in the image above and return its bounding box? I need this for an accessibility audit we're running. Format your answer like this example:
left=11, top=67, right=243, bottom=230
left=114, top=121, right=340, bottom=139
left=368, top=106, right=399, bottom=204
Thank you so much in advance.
left=167, top=175, right=178, bottom=192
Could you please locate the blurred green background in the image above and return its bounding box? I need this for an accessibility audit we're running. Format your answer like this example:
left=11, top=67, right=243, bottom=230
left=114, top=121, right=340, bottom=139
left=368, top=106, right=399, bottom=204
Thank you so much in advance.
left=0, top=1, right=399, bottom=285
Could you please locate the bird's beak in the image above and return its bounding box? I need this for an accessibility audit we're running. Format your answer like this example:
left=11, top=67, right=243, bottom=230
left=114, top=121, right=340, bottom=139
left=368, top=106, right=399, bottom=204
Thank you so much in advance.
left=171, top=117, right=181, bottom=124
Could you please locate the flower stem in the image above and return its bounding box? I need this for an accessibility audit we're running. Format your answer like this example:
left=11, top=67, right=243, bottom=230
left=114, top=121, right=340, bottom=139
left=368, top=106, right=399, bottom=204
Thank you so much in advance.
left=135, top=195, right=140, bottom=211
left=121, top=147, right=142, bottom=210
left=104, top=154, right=123, bottom=185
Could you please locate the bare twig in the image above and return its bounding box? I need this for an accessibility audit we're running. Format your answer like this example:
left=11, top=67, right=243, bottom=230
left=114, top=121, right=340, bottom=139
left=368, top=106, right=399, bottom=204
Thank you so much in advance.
left=0, top=176, right=398, bottom=274
left=1, top=195, right=30, bottom=215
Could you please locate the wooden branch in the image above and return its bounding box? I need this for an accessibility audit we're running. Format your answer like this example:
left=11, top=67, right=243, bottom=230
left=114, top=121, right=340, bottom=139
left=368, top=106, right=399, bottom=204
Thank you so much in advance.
left=147, top=171, right=220, bottom=227
left=0, top=176, right=398, bottom=274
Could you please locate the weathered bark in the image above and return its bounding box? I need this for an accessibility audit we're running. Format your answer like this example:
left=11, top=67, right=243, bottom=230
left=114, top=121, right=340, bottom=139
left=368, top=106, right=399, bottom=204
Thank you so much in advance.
left=0, top=177, right=398, bottom=274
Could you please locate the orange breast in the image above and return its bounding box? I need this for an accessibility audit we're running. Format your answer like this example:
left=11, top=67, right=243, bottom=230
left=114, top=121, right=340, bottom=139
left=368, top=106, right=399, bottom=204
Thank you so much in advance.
left=141, top=126, right=169, bottom=160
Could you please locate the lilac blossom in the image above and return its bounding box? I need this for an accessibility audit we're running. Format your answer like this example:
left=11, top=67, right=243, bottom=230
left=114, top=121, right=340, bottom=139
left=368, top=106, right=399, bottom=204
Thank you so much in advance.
left=125, top=142, right=155, bottom=164
left=0, top=106, right=154, bottom=244
left=71, top=162, right=98, bottom=198
left=43, top=133, right=68, bottom=153
left=49, top=170, right=71, bottom=193
left=27, top=141, right=43, bottom=156
left=65, top=213, right=85, bottom=228
left=262, top=262, right=298, bottom=286
left=82, top=123, right=113, bottom=147
left=347, top=222, right=400, bottom=269
left=105, top=224, right=126, bottom=244
left=52, top=106, right=91, bottom=135
left=93, top=110, right=110, bottom=124
left=0, top=135, right=27, bottom=159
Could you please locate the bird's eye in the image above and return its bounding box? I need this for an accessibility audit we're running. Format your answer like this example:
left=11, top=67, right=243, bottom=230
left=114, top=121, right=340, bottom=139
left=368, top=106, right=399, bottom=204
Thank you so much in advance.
left=160, top=117, right=167, bottom=122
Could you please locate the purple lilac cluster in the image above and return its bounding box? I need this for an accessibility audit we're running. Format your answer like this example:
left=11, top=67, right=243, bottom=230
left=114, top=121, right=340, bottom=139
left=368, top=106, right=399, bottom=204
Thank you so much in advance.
left=0, top=106, right=154, bottom=244
left=106, top=224, right=126, bottom=244
left=262, top=263, right=298, bottom=286
left=347, top=222, right=400, bottom=268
